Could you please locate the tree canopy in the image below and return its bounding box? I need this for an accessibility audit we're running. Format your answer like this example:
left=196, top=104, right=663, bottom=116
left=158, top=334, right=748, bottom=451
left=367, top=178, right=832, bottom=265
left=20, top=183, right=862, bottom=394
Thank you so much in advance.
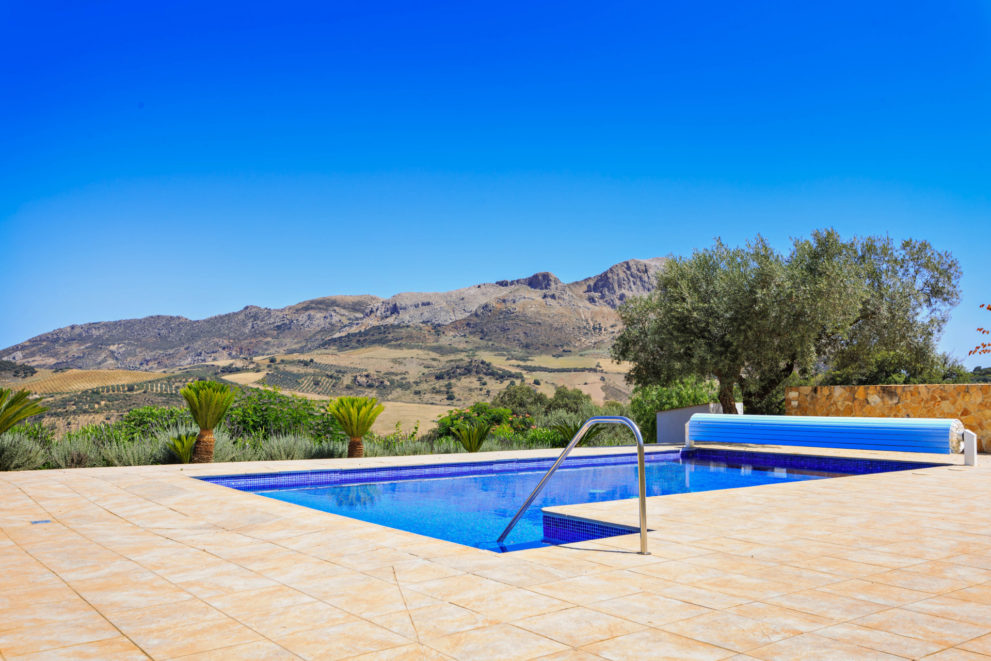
left=612, top=230, right=962, bottom=414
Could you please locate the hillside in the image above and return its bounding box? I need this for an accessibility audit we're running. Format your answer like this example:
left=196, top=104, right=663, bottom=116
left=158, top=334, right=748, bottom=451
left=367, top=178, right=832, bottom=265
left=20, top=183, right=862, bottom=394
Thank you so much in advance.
left=2, top=258, right=665, bottom=371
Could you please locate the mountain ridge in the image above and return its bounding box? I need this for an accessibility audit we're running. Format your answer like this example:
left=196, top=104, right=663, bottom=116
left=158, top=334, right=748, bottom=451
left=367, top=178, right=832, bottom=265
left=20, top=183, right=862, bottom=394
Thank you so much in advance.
left=3, top=258, right=666, bottom=370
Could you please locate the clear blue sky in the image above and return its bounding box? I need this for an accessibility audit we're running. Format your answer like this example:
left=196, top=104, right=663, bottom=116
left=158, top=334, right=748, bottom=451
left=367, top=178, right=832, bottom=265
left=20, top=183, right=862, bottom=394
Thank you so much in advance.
left=1, top=1, right=989, bottom=365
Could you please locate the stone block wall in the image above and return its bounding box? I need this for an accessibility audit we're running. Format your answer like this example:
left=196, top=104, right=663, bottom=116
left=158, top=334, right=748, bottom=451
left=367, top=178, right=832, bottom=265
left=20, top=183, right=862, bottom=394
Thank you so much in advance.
left=785, top=384, right=991, bottom=452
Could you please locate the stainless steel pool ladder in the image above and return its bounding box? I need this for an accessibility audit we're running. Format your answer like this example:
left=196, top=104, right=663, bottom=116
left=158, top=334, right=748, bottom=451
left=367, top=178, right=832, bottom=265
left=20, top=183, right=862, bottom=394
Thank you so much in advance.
left=496, top=416, right=650, bottom=555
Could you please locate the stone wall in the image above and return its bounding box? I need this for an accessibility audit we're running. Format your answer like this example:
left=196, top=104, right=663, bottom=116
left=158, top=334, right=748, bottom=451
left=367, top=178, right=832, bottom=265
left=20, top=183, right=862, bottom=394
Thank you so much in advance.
left=785, top=384, right=991, bottom=452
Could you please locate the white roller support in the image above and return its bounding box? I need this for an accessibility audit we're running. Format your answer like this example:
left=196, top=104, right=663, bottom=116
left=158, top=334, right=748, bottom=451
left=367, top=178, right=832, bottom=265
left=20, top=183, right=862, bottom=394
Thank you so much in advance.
left=964, top=430, right=978, bottom=467
left=684, top=421, right=693, bottom=448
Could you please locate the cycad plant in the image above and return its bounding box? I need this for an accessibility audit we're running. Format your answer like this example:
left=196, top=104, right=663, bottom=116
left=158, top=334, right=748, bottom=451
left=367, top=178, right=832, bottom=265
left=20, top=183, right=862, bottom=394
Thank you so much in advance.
left=180, top=381, right=236, bottom=463
left=548, top=418, right=604, bottom=448
left=0, top=388, right=48, bottom=436
left=327, top=396, right=384, bottom=458
left=451, top=420, right=491, bottom=453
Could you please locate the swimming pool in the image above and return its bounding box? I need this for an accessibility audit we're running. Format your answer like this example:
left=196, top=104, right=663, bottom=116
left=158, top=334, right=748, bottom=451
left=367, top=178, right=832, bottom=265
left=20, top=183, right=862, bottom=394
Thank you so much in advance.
left=200, top=449, right=941, bottom=552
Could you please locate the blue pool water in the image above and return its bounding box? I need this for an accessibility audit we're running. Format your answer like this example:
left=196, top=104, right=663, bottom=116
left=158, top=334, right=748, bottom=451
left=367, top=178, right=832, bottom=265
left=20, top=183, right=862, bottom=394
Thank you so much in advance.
left=201, top=449, right=940, bottom=552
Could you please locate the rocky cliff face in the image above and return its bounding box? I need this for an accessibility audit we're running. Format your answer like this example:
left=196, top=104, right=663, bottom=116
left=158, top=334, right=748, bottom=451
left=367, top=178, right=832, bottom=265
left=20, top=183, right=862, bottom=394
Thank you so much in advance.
left=2, top=258, right=665, bottom=370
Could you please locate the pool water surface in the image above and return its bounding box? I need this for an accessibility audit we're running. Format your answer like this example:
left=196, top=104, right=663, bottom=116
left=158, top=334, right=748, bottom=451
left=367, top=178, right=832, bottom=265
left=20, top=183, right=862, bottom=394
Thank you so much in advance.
left=201, top=449, right=940, bottom=552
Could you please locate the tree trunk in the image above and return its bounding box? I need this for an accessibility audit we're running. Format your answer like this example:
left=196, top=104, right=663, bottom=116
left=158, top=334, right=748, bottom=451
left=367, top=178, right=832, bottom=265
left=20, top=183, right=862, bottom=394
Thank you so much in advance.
left=191, top=428, right=215, bottom=463
left=717, top=380, right=738, bottom=414
left=347, top=436, right=364, bottom=458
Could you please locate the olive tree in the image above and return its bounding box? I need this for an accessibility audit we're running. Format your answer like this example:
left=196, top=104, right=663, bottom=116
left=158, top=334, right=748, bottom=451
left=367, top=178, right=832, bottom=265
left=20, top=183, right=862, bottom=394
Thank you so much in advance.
left=612, top=230, right=960, bottom=414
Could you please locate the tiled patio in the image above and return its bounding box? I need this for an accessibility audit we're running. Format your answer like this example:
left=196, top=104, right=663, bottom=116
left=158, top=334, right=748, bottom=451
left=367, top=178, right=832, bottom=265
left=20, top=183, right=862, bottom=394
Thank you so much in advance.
left=1, top=446, right=990, bottom=660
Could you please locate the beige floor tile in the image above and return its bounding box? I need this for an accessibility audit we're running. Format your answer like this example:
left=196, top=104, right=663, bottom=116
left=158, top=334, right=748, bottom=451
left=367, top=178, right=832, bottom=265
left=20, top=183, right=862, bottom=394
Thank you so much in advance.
left=366, top=559, right=464, bottom=585
left=0, top=612, right=121, bottom=658
left=650, top=581, right=752, bottom=610
left=815, top=623, right=944, bottom=658
left=426, top=623, right=567, bottom=661
left=349, top=643, right=453, bottom=660
left=402, top=602, right=496, bottom=640
left=534, top=651, right=607, bottom=661
left=326, top=579, right=437, bottom=618
left=161, top=640, right=301, bottom=659
left=695, top=573, right=797, bottom=600
left=6, top=635, right=148, bottom=660
left=790, top=556, right=889, bottom=579
left=661, top=611, right=803, bottom=653
left=818, top=578, right=931, bottom=606
left=869, top=569, right=971, bottom=594
left=528, top=570, right=643, bottom=604
left=906, top=595, right=991, bottom=627
left=514, top=606, right=644, bottom=647
left=71, top=572, right=193, bottom=612
left=959, top=632, right=991, bottom=655
left=729, top=602, right=829, bottom=630
left=919, top=650, right=991, bottom=661
left=473, top=560, right=575, bottom=587
left=404, top=573, right=508, bottom=604
left=747, top=632, right=905, bottom=660
left=632, top=559, right=731, bottom=584
left=125, top=615, right=264, bottom=658
left=855, top=608, right=988, bottom=647
left=451, top=586, right=571, bottom=621
left=590, top=591, right=712, bottom=627
left=279, top=619, right=410, bottom=660
left=583, top=628, right=734, bottom=661
left=765, top=588, right=887, bottom=621
left=949, top=583, right=991, bottom=605
left=104, top=596, right=223, bottom=631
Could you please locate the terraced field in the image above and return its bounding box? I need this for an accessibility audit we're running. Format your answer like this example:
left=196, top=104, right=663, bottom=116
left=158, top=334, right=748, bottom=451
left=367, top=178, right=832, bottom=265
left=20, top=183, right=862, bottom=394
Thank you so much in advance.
left=7, top=369, right=163, bottom=394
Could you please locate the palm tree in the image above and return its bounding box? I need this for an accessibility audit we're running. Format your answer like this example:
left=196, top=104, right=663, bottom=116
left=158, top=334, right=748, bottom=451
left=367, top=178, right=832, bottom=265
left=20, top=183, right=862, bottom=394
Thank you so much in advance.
left=180, top=381, right=236, bottom=463
left=0, top=388, right=48, bottom=435
left=451, top=420, right=491, bottom=453
left=327, top=396, right=384, bottom=458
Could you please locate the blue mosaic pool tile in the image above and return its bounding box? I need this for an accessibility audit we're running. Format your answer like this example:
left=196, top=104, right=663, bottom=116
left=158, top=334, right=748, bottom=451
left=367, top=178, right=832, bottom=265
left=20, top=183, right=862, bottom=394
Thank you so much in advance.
left=681, top=448, right=943, bottom=474
left=542, top=513, right=638, bottom=545
left=198, top=450, right=682, bottom=492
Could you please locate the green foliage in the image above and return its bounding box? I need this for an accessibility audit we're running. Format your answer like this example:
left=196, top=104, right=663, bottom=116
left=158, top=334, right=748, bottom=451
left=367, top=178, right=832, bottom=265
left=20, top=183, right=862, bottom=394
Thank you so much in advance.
left=437, top=402, right=514, bottom=436
left=546, top=413, right=605, bottom=448
left=547, top=386, right=593, bottom=415
left=629, top=379, right=718, bottom=440
left=971, top=366, right=991, bottom=383
left=223, top=387, right=343, bottom=441
left=0, top=432, right=47, bottom=471
left=117, top=406, right=192, bottom=439
left=0, top=360, right=37, bottom=379
left=168, top=434, right=198, bottom=463
left=451, top=420, right=491, bottom=452
left=492, top=383, right=549, bottom=417
left=0, top=388, right=49, bottom=436
left=181, top=381, right=236, bottom=431
left=614, top=230, right=961, bottom=415
left=327, top=396, right=385, bottom=438
left=524, top=426, right=563, bottom=446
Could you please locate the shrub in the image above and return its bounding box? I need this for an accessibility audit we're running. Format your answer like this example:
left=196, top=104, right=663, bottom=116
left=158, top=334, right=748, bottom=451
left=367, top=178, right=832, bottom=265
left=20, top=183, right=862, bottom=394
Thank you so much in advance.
left=223, top=387, right=343, bottom=441
left=492, top=383, right=549, bottom=417
left=437, top=402, right=513, bottom=437
left=629, top=378, right=718, bottom=441
left=546, top=386, right=593, bottom=415
left=0, top=432, right=47, bottom=471
left=168, top=434, right=198, bottom=463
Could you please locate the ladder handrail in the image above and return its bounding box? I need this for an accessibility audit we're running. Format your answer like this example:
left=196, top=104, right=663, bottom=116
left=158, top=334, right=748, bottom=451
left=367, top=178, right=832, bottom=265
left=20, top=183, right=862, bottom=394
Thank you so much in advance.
left=496, top=415, right=650, bottom=555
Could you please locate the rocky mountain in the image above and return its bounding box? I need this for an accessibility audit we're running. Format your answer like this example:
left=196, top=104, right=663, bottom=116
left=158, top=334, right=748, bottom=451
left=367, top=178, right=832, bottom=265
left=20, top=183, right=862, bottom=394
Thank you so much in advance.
left=2, top=258, right=666, bottom=370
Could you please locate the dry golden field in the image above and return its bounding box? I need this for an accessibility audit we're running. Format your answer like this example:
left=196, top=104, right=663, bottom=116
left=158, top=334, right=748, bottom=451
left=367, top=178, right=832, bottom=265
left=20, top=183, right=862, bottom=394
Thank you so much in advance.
left=3, top=369, right=162, bottom=394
